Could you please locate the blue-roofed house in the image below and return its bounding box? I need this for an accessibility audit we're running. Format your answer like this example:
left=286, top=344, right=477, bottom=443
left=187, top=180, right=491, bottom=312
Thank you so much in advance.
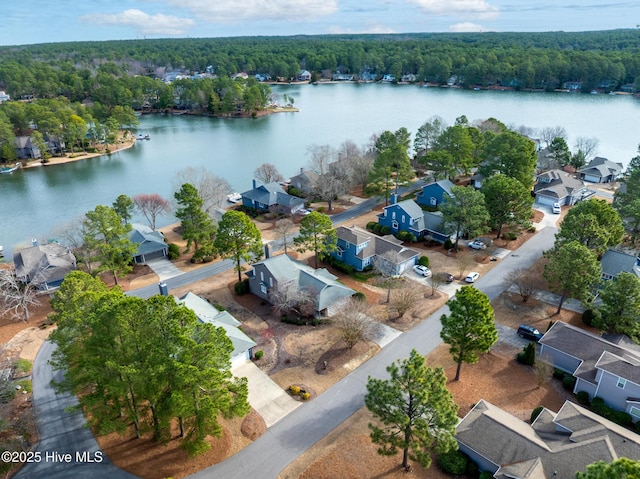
left=332, top=225, right=419, bottom=274
left=241, top=180, right=305, bottom=215
left=416, top=179, right=454, bottom=208
left=246, top=254, right=355, bottom=316
left=128, top=223, right=168, bottom=264
left=176, top=292, right=256, bottom=366
left=377, top=196, right=451, bottom=244
left=600, top=249, right=640, bottom=280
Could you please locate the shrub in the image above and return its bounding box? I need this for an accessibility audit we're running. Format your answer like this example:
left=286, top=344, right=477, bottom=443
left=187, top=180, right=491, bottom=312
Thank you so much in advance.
left=503, top=231, right=518, bottom=241
left=530, top=406, right=544, bottom=423
left=301, top=392, right=310, bottom=400
left=289, top=385, right=300, bottom=395
left=443, top=238, right=454, bottom=250
left=366, top=221, right=377, bottom=231
left=234, top=279, right=249, bottom=295
left=582, top=308, right=600, bottom=327
left=576, top=390, right=590, bottom=405
left=553, top=368, right=565, bottom=380
left=396, top=231, right=417, bottom=242
left=287, top=186, right=305, bottom=198
left=437, top=450, right=468, bottom=475
left=466, top=460, right=479, bottom=477
left=380, top=225, right=391, bottom=235
left=479, top=472, right=494, bottom=479
left=168, top=243, right=180, bottom=260
left=418, top=255, right=430, bottom=267
left=16, top=379, right=32, bottom=393
left=517, top=342, right=536, bottom=366
left=372, top=223, right=383, bottom=233
left=353, top=291, right=366, bottom=301
left=562, top=375, right=576, bottom=391
left=635, top=421, right=640, bottom=434
left=14, top=359, right=32, bottom=374
left=254, top=350, right=264, bottom=360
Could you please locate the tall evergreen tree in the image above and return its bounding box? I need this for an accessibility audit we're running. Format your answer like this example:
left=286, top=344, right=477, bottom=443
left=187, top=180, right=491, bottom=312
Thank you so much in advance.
left=214, top=210, right=263, bottom=282
left=174, top=183, right=216, bottom=258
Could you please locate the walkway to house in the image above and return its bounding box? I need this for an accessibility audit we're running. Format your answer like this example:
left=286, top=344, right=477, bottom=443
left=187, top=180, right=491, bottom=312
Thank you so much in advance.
left=146, top=258, right=184, bottom=281
left=231, top=361, right=301, bottom=428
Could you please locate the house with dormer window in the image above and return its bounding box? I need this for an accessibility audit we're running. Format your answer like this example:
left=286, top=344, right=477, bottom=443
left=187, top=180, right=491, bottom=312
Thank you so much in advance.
left=377, top=196, right=450, bottom=244
left=533, top=169, right=590, bottom=206
left=416, top=179, right=454, bottom=209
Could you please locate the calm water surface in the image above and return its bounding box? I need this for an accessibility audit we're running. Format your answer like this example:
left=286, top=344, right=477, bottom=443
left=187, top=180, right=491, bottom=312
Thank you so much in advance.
left=1, top=84, right=639, bottom=258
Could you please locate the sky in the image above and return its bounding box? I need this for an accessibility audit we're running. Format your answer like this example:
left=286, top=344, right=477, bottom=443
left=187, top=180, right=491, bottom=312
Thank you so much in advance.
left=1, top=1, right=639, bottom=46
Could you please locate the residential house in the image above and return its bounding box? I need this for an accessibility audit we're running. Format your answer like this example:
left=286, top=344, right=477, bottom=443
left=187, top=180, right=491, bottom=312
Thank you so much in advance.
left=13, top=242, right=76, bottom=290
left=377, top=196, right=450, bottom=243
left=288, top=168, right=320, bottom=195
left=231, top=72, right=249, bottom=80
left=469, top=172, right=485, bottom=189
left=176, top=292, right=256, bottom=366
left=578, top=157, right=624, bottom=183
left=246, top=254, right=355, bottom=316
left=381, top=74, right=395, bottom=83
left=415, top=179, right=454, bottom=208
left=296, top=70, right=311, bottom=82
left=539, top=321, right=640, bottom=421
left=15, top=136, right=40, bottom=159
left=332, top=225, right=419, bottom=274
left=0, top=91, right=10, bottom=103
left=400, top=73, right=417, bottom=83
left=128, top=223, right=169, bottom=264
left=254, top=73, right=271, bottom=82
left=240, top=180, right=305, bottom=215
left=533, top=169, right=590, bottom=206
left=456, top=399, right=640, bottom=478
left=332, top=72, right=354, bottom=81
left=600, top=249, right=640, bottom=280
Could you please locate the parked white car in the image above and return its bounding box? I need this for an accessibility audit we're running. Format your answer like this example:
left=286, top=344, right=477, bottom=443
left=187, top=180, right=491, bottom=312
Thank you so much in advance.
left=465, top=272, right=480, bottom=283
left=469, top=239, right=487, bottom=250
left=413, top=265, right=432, bottom=277
left=552, top=203, right=561, bottom=214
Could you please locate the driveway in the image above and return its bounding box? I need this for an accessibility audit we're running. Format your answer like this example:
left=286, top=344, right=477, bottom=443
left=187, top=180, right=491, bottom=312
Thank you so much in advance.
left=146, top=258, right=183, bottom=281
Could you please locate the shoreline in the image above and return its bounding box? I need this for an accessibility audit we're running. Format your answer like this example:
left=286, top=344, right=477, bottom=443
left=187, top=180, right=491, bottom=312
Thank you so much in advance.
left=24, top=138, right=136, bottom=168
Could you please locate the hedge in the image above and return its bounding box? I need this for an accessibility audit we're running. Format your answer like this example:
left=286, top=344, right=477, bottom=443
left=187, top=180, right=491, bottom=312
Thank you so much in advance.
left=530, top=406, right=544, bottom=423
left=437, top=450, right=468, bottom=475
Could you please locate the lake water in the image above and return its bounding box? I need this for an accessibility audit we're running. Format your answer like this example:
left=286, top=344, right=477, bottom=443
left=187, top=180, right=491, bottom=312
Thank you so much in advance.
left=1, top=84, right=639, bottom=259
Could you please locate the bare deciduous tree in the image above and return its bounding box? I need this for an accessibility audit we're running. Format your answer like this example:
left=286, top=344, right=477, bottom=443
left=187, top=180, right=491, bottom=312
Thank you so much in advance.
left=374, top=250, right=406, bottom=303
left=539, top=126, right=568, bottom=148
left=456, top=251, right=474, bottom=279
left=574, top=136, right=599, bottom=163
left=53, top=216, right=92, bottom=273
left=269, top=284, right=316, bottom=319
left=254, top=163, right=284, bottom=185
left=390, top=287, right=419, bottom=320
left=0, top=269, right=41, bottom=322
left=430, top=272, right=444, bottom=297
left=132, top=193, right=171, bottom=230
left=504, top=268, right=537, bottom=303
left=173, top=166, right=231, bottom=217
left=273, top=218, right=295, bottom=254
left=534, top=352, right=554, bottom=389
left=311, top=170, right=347, bottom=211
left=333, top=297, right=375, bottom=349
left=307, top=144, right=335, bottom=176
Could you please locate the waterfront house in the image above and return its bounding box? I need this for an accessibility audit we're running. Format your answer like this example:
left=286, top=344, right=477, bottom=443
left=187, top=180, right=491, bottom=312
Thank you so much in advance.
left=128, top=223, right=169, bottom=264
left=377, top=196, right=450, bottom=243
left=533, top=169, right=590, bottom=206
left=288, top=168, right=319, bottom=195
left=240, top=180, right=305, bottom=215
left=296, top=70, right=311, bottom=81
left=332, top=225, right=419, bottom=274
left=539, top=321, right=640, bottom=421
left=0, top=91, right=10, bottom=103
left=246, top=254, right=355, bottom=316
left=578, top=157, right=624, bottom=183
left=13, top=242, right=76, bottom=290
left=176, top=292, right=256, bottom=366
left=15, top=136, right=41, bottom=159
left=415, top=179, right=454, bottom=208
left=457, top=399, right=640, bottom=478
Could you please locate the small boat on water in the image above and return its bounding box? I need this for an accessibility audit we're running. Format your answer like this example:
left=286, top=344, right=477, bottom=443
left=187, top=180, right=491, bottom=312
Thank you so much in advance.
left=0, top=245, right=4, bottom=257
left=0, top=162, right=20, bottom=174
left=136, top=133, right=151, bottom=140
left=226, top=192, right=242, bottom=204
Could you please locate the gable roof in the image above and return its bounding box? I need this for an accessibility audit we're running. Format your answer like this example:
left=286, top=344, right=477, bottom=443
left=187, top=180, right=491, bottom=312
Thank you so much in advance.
left=128, top=223, right=167, bottom=256
left=539, top=321, right=640, bottom=384
left=13, top=242, right=76, bottom=285
left=457, top=399, right=640, bottom=479
left=251, top=254, right=354, bottom=312
left=388, top=199, right=425, bottom=220
left=579, top=157, right=624, bottom=178
left=241, top=181, right=304, bottom=208
left=600, top=249, right=640, bottom=278
left=336, top=225, right=419, bottom=262
left=176, top=292, right=256, bottom=357
left=534, top=169, right=586, bottom=200
left=423, top=211, right=447, bottom=236
left=426, top=179, right=455, bottom=195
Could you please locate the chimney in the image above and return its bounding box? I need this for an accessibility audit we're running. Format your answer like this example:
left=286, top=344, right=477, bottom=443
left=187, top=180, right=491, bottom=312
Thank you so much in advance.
left=252, top=178, right=257, bottom=189
left=390, top=193, right=398, bottom=205
left=264, top=243, right=270, bottom=259
left=31, top=238, right=38, bottom=247
left=158, top=282, right=168, bottom=296
left=300, top=167, right=304, bottom=174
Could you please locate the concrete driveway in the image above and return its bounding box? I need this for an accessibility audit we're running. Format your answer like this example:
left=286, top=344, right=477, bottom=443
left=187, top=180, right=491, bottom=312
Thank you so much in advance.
left=146, top=258, right=183, bottom=281
left=231, top=361, right=300, bottom=428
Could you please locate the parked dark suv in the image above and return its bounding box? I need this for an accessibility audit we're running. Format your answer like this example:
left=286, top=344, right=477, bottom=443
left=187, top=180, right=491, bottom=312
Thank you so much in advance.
left=517, top=324, right=544, bottom=342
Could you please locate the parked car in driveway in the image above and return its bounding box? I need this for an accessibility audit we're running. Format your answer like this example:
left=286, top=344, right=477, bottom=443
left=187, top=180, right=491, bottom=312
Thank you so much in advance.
left=517, top=324, right=544, bottom=341
left=434, top=272, right=454, bottom=283
left=413, top=265, right=432, bottom=277
left=469, top=239, right=487, bottom=250
left=552, top=203, right=561, bottom=214
left=465, top=272, right=480, bottom=283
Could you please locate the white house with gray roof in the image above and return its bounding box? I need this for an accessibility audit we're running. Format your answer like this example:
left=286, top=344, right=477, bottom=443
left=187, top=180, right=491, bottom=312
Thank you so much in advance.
left=176, top=292, right=256, bottom=366
left=457, top=399, right=640, bottom=478
left=600, top=248, right=640, bottom=280
left=533, top=169, right=590, bottom=206
left=579, top=156, right=624, bottom=183
left=246, top=254, right=355, bottom=316
left=540, top=321, right=640, bottom=421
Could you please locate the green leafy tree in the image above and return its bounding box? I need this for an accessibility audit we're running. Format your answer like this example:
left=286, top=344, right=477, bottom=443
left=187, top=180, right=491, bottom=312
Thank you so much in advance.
left=482, top=173, right=534, bottom=239
left=430, top=125, right=475, bottom=176
left=543, top=241, right=601, bottom=314
left=413, top=116, right=445, bottom=159
left=368, top=128, right=414, bottom=204
left=83, top=205, right=137, bottom=285
left=440, top=286, right=498, bottom=381
left=439, top=186, right=490, bottom=250
left=576, top=458, right=640, bottom=479
left=594, top=272, right=640, bottom=340
left=30, top=130, right=48, bottom=159
left=214, top=210, right=263, bottom=282
left=480, top=130, right=538, bottom=188
left=294, top=211, right=337, bottom=269
left=174, top=183, right=216, bottom=257
left=365, top=349, right=459, bottom=471
left=555, top=199, right=624, bottom=256
left=548, top=136, right=571, bottom=167
left=112, top=194, right=134, bottom=224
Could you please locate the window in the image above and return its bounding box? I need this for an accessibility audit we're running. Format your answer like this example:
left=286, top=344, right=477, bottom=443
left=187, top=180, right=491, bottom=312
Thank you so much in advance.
left=392, top=220, right=399, bottom=229
left=260, top=271, right=264, bottom=282
left=617, top=378, right=627, bottom=389
left=260, top=284, right=267, bottom=294
left=392, top=211, right=396, bottom=220
left=401, top=215, right=406, bottom=224
left=430, top=197, right=437, bottom=206
left=630, top=406, right=640, bottom=418
left=269, top=277, right=273, bottom=287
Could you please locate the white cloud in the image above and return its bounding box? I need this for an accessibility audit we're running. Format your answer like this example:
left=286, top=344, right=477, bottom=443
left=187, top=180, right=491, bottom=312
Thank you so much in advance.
left=166, top=0, right=339, bottom=23
left=449, top=22, right=488, bottom=32
left=328, top=22, right=396, bottom=35
left=408, top=0, right=499, bottom=19
left=81, top=9, right=195, bottom=36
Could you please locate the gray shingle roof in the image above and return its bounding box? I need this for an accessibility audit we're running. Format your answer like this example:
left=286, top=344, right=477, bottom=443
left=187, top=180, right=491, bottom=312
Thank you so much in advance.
left=600, top=249, right=640, bottom=278
left=335, top=225, right=419, bottom=262
left=241, top=181, right=304, bottom=209
left=128, top=223, right=167, bottom=257
left=534, top=169, right=586, bottom=200
left=579, top=157, right=624, bottom=178
left=13, top=242, right=76, bottom=286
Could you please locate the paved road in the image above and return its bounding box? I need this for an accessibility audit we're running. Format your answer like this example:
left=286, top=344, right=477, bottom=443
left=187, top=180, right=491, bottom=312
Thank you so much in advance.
left=189, top=225, right=558, bottom=479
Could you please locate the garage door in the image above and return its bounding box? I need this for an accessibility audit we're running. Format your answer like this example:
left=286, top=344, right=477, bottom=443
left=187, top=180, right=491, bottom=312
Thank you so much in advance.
left=535, top=194, right=557, bottom=206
